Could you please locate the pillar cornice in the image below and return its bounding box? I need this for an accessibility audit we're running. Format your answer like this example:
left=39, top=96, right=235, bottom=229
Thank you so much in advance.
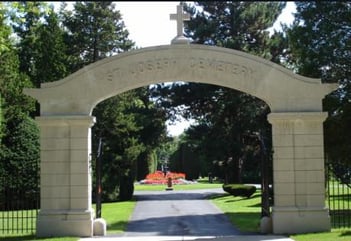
left=268, top=112, right=328, bottom=123
left=36, top=115, right=96, bottom=127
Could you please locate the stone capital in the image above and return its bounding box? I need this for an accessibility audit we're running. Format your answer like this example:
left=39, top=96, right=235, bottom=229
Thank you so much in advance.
left=36, top=115, right=96, bottom=127
left=268, top=112, right=328, bottom=124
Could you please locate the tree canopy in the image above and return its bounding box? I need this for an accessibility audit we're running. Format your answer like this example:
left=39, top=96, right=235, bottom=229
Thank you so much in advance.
left=151, top=1, right=286, bottom=183
left=0, top=1, right=349, bottom=201
left=285, top=2, right=351, bottom=181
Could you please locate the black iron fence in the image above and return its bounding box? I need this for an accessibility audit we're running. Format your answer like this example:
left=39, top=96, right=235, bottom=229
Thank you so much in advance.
left=326, top=160, right=351, bottom=228
left=0, top=163, right=39, bottom=235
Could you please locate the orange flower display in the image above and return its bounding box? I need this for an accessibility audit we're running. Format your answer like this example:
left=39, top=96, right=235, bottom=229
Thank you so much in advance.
left=143, top=171, right=186, bottom=185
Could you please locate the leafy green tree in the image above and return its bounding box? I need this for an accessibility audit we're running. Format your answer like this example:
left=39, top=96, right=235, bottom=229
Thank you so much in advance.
left=9, top=1, right=50, bottom=86
left=9, top=2, right=68, bottom=87
left=285, top=2, right=351, bottom=182
left=0, top=2, right=10, bottom=142
left=0, top=3, right=39, bottom=200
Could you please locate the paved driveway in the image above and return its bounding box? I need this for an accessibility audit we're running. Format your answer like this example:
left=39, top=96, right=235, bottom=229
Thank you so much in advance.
left=81, top=188, right=293, bottom=241
left=124, top=189, right=240, bottom=237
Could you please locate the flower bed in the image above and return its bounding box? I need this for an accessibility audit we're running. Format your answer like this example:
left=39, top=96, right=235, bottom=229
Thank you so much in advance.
left=140, top=171, right=187, bottom=185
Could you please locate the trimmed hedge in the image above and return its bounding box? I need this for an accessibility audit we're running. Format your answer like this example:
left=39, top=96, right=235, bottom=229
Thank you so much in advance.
left=222, top=184, right=257, bottom=198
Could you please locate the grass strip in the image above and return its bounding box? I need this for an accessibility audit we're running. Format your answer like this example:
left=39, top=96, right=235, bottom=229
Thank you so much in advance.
left=290, top=229, right=351, bottom=241
left=100, top=199, right=136, bottom=234
left=209, top=191, right=262, bottom=233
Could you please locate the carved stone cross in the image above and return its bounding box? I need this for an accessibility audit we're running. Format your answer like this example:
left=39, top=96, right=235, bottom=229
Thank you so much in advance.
left=170, top=3, right=190, bottom=43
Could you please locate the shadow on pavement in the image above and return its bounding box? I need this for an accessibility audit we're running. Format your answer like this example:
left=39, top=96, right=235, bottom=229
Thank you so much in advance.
left=124, top=213, right=241, bottom=236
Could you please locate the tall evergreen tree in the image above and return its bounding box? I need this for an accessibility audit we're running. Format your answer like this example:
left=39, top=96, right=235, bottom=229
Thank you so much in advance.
left=185, top=2, right=286, bottom=59
left=60, top=1, right=139, bottom=200
left=92, top=88, right=167, bottom=201
left=60, top=1, right=168, bottom=200
left=62, top=1, right=134, bottom=73
left=31, top=7, right=69, bottom=85
left=286, top=2, right=351, bottom=179
left=153, top=2, right=285, bottom=183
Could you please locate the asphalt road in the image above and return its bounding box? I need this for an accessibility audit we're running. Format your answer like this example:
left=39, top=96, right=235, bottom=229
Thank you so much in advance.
left=122, top=188, right=241, bottom=237
left=81, top=188, right=293, bottom=241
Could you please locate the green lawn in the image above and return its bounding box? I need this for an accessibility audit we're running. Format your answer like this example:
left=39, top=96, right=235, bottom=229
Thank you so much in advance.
left=0, top=209, right=37, bottom=230
left=291, top=229, right=351, bottom=241
left=0, top=199, right=136, bottom=240
left=2, top=183, right=350, bottom=241
left=209, top=191, right=262, bottom=233
left=99, top=199, right=136, bottom=234
left=208, top=189, right=351, bottom=241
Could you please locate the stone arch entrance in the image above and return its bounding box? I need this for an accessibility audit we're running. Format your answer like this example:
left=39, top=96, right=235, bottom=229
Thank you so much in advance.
left=25, top=44, right=336, bottom=237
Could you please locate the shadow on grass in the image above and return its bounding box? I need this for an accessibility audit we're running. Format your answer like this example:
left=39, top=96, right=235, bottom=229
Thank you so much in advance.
left=248, top=202, right=261, bottom=208
left=340, top=230, right=351, bottom=236
left=0, top=235, right=35, bottom=241
left=223, top=194, right=261, bottom=203
left=223, top=211, right=261, bottom=234
left=107, top=220, right=128, bottom=233
left=207, top=193, right=229, bottom=200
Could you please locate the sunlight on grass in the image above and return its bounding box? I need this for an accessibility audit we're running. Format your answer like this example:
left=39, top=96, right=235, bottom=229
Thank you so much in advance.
left=100, top=199, right=136, bottom=234
left=209, top=191, right=262, bottom=233
left=290, top=229, right=351, bottom=241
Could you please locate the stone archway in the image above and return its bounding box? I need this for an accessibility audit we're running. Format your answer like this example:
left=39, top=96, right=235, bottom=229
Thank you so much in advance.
left=25, top=44, right=337, bottom=237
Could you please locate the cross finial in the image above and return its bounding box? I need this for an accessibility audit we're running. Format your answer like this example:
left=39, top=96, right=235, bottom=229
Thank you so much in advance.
left=170, top=3, right=191, bottom=44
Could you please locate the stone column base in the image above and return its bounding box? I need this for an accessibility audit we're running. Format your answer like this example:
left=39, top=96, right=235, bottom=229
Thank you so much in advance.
left=36, top=209, right=94, bottom=237
left=272, top=206, right=330, bottom=234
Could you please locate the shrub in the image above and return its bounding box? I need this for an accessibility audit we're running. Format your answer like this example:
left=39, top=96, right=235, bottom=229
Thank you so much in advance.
left=222, top=184, right=257, bottom=198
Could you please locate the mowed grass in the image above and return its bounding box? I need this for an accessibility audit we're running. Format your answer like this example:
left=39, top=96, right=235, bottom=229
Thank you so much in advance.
left=98, top=199, right=136, bottom=234
left=2, top=182, right=350, bottom=241
left=0, top=200, right=136, bottom=240
left=209, top=191, right=262, bottom=233
left=208, top=189, right=351, bottom=241
left=291, top=229, right=351, bottom=241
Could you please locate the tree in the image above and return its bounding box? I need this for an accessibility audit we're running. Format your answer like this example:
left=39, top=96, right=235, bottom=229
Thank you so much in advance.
left=152, top=2, right=285, bottom=183
left=0, top=3, right=39, bottom=200
left=62, top=1, right=134, bottom=73
left=9, top=2, right=50, bottom=87
left=31, top=7, right=69, bottom=85
left=285, top=2, right=351, bottom=179
left=184, top=2, right=286, bottom=59
left=0, top=2, right=10, bottom=142
left=60, top=1, right=147, bottom=201
left=92, top=88, right=167, bottom=201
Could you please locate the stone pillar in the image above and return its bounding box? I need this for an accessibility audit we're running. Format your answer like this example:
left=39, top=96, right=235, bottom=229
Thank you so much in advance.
left=36, top=116, right=95, bottom=237
left=268, top=112, right=330, bottom=234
